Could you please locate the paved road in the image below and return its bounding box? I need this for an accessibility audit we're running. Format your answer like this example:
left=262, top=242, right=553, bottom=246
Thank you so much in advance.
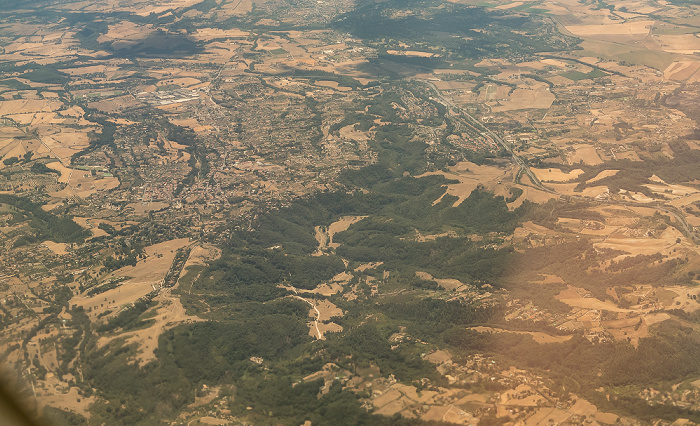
left=421, top=80, right=698, bottom=244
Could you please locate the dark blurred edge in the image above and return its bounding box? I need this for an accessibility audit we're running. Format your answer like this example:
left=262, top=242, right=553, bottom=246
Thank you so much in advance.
left=0, top=381, right=41, bottom=426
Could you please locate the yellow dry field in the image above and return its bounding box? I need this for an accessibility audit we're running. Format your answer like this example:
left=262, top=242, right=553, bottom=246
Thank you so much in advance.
left=60, top=0, right=199, bottom=15
left=644, top=182, right=698, bottom=197
left=88, top=95, right=142, bottom=113
left=6, top=112, right=62, bottom=126
left=91, top=245, right=223, bottom=363
left=71, top=239, right=191, bottom=320
left=156, top=77, right=201, bottom=88
left=514, top=221, right=561, bottom=239
left=181, top=244, right=221, bottom=270
left=0, top=139, right=28, bottom=165
left=547, top=182, right=609, bottom=198
left=56, top=169, right=119, bottom=199
left=529, top=274, right=565, bottom=284
left=420, top=161, right=508, bottom=206
left=568, top=145, right=603, bottom=165
left=432, top=80, right=476, bottom=91
left=565, top=21, right=654, bottom=39
left=565, top=399, right=619, bottom=424
left=531, top=168, right=583, bottom=182
left=133, top=0, right=203, bottom=16
left=556, top=285, right=630, bottom=312
left=0, top=127, right=25, bottom=138
left=665, top=286, right=700, bottom=313
left=587, top=169, right=619, bottom=184
left=422, top=405, right=477, bottom=423
left=557, top=218, right=611, bottom=236
left=100, top=290, right=201, bottom=365
left=499, top=384, right=548, bottom=407
left=0, top=99, right=62, bottom=116
left=492, top=86, right=555, bottom=112
left=655, top=34, right=700, bottom=54
left=327, top=216, right=366, bottom=249
left=41, top=131, right=90, bottom=162
left=315, top=81, right=352, bottom=91
left=495, top=1, right=523, bottom=9
left=668, top=192, right=700, bottom=210
left=72, top=217, right=111, bottom=239
left=127, top=201, right=170, bottom=214
left=73, top=281, right=155, bottom=322
left=297, top=296, right=343, bottom=340
left=315, top=300, right=343, bottom=321
left=338, top=124, right=370, bottom=142
left=41, top=241, right=70, bottom=255
left=220, top=0, right=253, bottom=15
left=36, top=383, right=96, bottom=420
left=470, top=326, right=573, bottom=344
left=97, top=22, right=153, bottom=44
left=508, top=183, right=559, bottom=209
left=2, top=34, right=82, bottom=63
left=60, top=65, right=110, bottom=75
left=201, top=43, right=245, bottom=64
left=386, top=50, right=436, bottom=58
left=480, top=83, right=512, bottom=102
left=309, top=282, right=344, bottom=296
left=663, top=61, right=700, bottom=81
left=59, top=106, right=91, bottom=124
left=416, top=271, right=467, bottom=291
left=616, top=150, right=642, bottom=161
left=620, top=190, right=656, bottom=203
left=594, top=227, right=686, bottom=259
left=170, top=118, right=213, bottom=133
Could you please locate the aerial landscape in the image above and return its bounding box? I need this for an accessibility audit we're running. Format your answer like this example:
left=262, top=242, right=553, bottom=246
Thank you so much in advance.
left=0, top=0, right=699, bottom=424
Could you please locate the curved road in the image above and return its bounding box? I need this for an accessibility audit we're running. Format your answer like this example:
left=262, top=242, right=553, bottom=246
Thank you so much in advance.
left=422, top=80, right=698, bottom=244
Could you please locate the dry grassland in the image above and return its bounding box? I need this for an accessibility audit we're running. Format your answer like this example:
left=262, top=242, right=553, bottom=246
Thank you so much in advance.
left=97, top=22, right=153, bottom=45
left=220, top=0, right=253, bottom=15
left=495, top=2, right=523, bottom=10
left=470, top=326, right=573, bottom=344
left=0, top=99, right=62, bottom=116
left=420, top=161, right=508, bottom=206
left=663, top=61, right=700, bottom=81
left=594, top=226, right=687, bottom=260
left=586, top=169, right=619, bottom=184
left=531, top=168, right=583, bottom=182
left=556, top=285, right=630, bottom=312
left=40, top=131, right=90, bottom=162
left=35, top=383, right=96, bottom=420
left=547, top=183, right=609, bottom=198
left=103, top=290, right=201, bottom=365
left=326, top=216, right=366, bottom=249
left=386, top=50, right=437, bottom=58
left=315, top=81, right=352, bottom=91
left=192, top=28, right=249, bottom=41
left=41, top=241, right=70, bottom=255
left=492, top=86, right=555, bottom=112
left=71, top=238, right=191, bottom=320
left=88, top=95, right=142, bottom=113
left=567, top=145, right=603, bottom=165
left=51, top=169, right=119, bottom=199
left=416, top=271, right=468, bottom=291
left=655, top=34, right=700, bottom=54
left=566, top=21, right=654, bottom=39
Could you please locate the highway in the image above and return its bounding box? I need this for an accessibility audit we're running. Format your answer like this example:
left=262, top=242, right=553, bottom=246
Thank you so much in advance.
left=421, top=80, right=698, bottom=244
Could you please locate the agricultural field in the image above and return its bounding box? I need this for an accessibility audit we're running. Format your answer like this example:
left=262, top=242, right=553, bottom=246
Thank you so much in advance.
left=0, top=0, right=699, bottom=424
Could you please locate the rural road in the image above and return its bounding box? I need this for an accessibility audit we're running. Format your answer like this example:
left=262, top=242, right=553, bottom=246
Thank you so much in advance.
left=289, top=290, right=324, bottom=340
